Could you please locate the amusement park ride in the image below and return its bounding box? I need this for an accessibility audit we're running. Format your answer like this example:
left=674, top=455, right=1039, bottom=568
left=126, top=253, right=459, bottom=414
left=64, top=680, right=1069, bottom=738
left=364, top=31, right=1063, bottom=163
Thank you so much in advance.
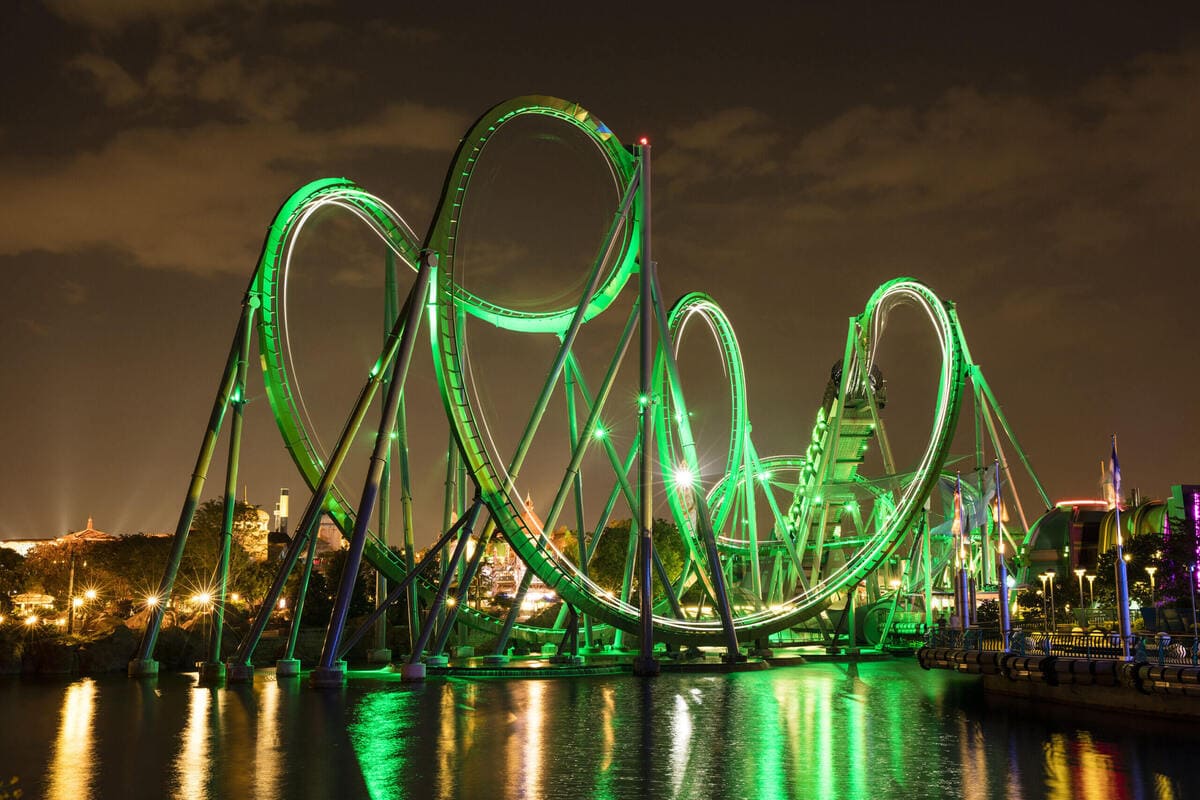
left=126, top=96, right=1053, bottom=684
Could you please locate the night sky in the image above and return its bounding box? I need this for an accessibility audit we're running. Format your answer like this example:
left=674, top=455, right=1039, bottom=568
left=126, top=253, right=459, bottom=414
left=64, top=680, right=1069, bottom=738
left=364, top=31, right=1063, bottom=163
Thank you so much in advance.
left=2, top=2, right=1198, bottom=544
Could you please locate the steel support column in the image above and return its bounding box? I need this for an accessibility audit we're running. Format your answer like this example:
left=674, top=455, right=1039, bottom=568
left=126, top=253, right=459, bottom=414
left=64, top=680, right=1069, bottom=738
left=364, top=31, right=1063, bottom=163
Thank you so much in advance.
left=130, top=301, right=251, bottom=676
left=202, top=303, right=254, bottom=682
left=313, top=251, right=434, bottom=683
left=408, top=499, right=484, bottom=665
left=634, top=142, right=659, bottom=676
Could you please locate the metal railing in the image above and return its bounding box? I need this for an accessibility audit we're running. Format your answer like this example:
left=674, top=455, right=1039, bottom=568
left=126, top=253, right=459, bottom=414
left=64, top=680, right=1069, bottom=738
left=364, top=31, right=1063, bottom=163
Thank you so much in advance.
left=924, top=627, right=1200, bottom=666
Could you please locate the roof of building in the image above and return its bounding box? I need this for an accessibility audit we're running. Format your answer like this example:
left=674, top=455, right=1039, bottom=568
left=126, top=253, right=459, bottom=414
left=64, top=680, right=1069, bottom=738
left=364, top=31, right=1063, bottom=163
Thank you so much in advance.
left=57, top=517, right=118, bottom=544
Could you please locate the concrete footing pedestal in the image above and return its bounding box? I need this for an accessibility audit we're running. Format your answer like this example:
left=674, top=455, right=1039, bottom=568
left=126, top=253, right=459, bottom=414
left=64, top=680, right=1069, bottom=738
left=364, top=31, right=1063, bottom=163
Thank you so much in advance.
left=400, top=663, right=427, bottom=682
left=276, top=658, right=302, bottom=677
left=366, top=648, right=393, bottom=665
left=632, top=656, right=661, bottom=676
left=128, top=658, right=159, bottom=678
left=551, top=654, right=584, bottom=667
left=424, top=654, right=449, bottom=668
left=482, top=654, right=509, bottom=666
left=226, top=662, right=255, bottom=684
left=198, top=662, right=226, bottom=684
left=309, top=662, right=346, bottom=689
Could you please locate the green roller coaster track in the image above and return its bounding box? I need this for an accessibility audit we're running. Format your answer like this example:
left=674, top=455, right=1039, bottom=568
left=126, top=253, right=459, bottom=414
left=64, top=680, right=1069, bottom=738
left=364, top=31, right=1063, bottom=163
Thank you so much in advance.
left=133, top=95, right=1053, bottom=672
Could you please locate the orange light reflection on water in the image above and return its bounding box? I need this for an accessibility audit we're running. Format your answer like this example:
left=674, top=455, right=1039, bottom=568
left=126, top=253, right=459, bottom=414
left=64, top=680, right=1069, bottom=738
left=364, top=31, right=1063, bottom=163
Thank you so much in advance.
left=46, top=678, right=96, bottom=800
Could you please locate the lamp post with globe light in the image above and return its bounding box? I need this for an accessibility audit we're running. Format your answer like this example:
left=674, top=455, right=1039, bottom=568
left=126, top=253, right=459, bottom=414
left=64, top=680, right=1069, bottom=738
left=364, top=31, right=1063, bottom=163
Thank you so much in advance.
left=1145, top=566, right=1158, bottom=628
left=1046, top=569, right=1057, bottom=630
left=1189, top=564, right=1198, bottom=637
left=1038, top=573, right=1049, bottom=631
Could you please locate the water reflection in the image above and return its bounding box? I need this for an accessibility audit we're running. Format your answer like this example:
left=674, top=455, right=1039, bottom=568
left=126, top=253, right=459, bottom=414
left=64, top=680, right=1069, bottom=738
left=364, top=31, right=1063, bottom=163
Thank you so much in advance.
left=174, top=687, right=216, bottom=799
left=253, top=679, right=282, bottom=800
left=46, top=678, right=96, bottom=800
left=347, top=685, right=416, bottom=800
left=13, top=663, right=1200, bottom=799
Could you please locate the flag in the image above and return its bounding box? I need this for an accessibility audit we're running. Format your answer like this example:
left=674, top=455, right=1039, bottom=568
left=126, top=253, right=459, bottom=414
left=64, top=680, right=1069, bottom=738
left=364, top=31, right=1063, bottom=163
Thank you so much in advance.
left=1109, top=435, right=1121, bottom=508
left=952, top=473, right=965, bottom=561
left=994, top=460, right=1005, bottom=554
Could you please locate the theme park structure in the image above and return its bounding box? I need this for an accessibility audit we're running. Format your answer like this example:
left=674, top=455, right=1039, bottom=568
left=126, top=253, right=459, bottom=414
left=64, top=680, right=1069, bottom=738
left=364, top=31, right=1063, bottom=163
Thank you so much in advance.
left=127, top=96, right=1052, bottom=683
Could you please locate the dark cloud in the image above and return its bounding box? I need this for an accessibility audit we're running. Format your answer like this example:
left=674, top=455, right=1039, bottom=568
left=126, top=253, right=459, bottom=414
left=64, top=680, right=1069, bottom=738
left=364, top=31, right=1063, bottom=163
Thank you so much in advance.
left=0, top=104, right=466, bottom=274
left=67, top=52, right=144, bottom=105
left=41, top=0, right=324, bottom=34
left=2, top=6, right=1198, bottom=540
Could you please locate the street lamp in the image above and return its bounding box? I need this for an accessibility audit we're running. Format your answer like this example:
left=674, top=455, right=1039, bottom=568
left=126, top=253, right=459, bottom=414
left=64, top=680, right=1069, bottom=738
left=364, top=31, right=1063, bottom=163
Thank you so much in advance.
left=1038, top=573, right=1050, bottom=631
left=1146, top=566, right=1158, bottom=626
left=1046, top=569, right=1057, bottom=630
left=1086, top=574, right=1096, bottom=607
left=1188, top=564, right=1198, bottom=637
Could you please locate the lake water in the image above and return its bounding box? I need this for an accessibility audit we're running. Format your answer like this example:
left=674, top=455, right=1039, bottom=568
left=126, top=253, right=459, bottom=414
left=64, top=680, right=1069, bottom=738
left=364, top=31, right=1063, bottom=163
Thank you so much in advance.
left=1, top=660, right=1196, bottom=799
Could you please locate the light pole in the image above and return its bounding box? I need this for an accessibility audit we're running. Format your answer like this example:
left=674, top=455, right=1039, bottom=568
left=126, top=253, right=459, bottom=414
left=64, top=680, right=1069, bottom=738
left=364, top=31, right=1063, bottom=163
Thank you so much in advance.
left=1146, top=565, right=1158, bottom=628
left=1086, top=573, right=1096, bottom=607
left=1189, top=564, right=1198, bottom=637
left=1046, top=569, right=1057, bottom=631
left=1038, top=573, right=1049, bottom=631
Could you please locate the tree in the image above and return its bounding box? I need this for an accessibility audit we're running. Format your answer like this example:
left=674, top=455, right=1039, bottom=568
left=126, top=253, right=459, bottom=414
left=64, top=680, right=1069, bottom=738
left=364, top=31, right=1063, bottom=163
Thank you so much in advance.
left=177, top=498, right=266, bottom=602
left=585, top=518, right=688, bottom=597
left=0, top=549, right=26, bottom=612
left=84, top=534, right=171, bottom=602
left=1092, top=522, right=1195, bottom=610
left=318, top=548, right=374, bottom=618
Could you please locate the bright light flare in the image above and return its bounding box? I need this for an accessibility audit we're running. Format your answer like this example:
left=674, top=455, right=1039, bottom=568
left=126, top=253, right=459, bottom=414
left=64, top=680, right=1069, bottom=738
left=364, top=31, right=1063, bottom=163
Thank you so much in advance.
left=672, top=466, right=696, bottom=489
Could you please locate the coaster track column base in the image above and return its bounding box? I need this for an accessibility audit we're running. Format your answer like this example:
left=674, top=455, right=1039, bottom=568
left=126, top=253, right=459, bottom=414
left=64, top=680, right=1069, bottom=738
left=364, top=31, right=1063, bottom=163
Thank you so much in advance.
left=226, top=661, right=255, bottom=683
left=633, top=655, right=660, bottom=676
left=276, top=658, right=301, bottom=677
left=400, top=662, right=426, bottom=681
left=127, top=659, right=158, bottom=678
left=366, top=648, right=392, bottom=665
left=310, top=662, right=346, bottom=688
left=198, top=662, right=226, bottom=684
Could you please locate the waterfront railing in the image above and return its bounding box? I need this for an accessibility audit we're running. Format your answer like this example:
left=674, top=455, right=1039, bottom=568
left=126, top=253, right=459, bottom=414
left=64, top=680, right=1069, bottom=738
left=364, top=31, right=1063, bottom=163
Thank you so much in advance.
left=925, top=628, right=1200, bottom=666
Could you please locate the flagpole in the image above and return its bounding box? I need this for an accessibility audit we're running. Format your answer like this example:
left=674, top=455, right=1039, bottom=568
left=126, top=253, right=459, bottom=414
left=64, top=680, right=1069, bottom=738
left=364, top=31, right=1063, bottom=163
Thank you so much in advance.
left=1112, top=435, right=1132, bottom=660
left=995, top=460, right=1011, bottom=651
left=955, top=472, right=971, bottom=630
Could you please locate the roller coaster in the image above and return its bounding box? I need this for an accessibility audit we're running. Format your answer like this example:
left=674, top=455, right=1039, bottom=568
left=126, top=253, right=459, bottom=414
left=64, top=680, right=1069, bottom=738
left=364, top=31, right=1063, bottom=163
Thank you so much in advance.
left=127, top=96, right=1052, bottom=682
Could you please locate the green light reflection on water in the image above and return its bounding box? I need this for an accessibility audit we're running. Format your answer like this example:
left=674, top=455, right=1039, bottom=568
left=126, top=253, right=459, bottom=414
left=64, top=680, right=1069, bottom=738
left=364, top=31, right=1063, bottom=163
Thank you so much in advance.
left=348, top=688, right=418, bottom=800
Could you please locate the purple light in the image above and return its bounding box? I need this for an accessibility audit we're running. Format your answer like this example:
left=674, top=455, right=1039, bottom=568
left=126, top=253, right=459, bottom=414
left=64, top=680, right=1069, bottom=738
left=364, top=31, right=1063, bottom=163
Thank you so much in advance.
left=1193, top=489, right=1200, bottom=591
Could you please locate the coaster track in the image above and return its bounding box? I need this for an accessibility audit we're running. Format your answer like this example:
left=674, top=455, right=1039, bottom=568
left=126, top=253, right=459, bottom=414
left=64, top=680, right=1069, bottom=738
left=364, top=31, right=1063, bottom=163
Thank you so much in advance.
left=133, top=95, right=1051, bottom=669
